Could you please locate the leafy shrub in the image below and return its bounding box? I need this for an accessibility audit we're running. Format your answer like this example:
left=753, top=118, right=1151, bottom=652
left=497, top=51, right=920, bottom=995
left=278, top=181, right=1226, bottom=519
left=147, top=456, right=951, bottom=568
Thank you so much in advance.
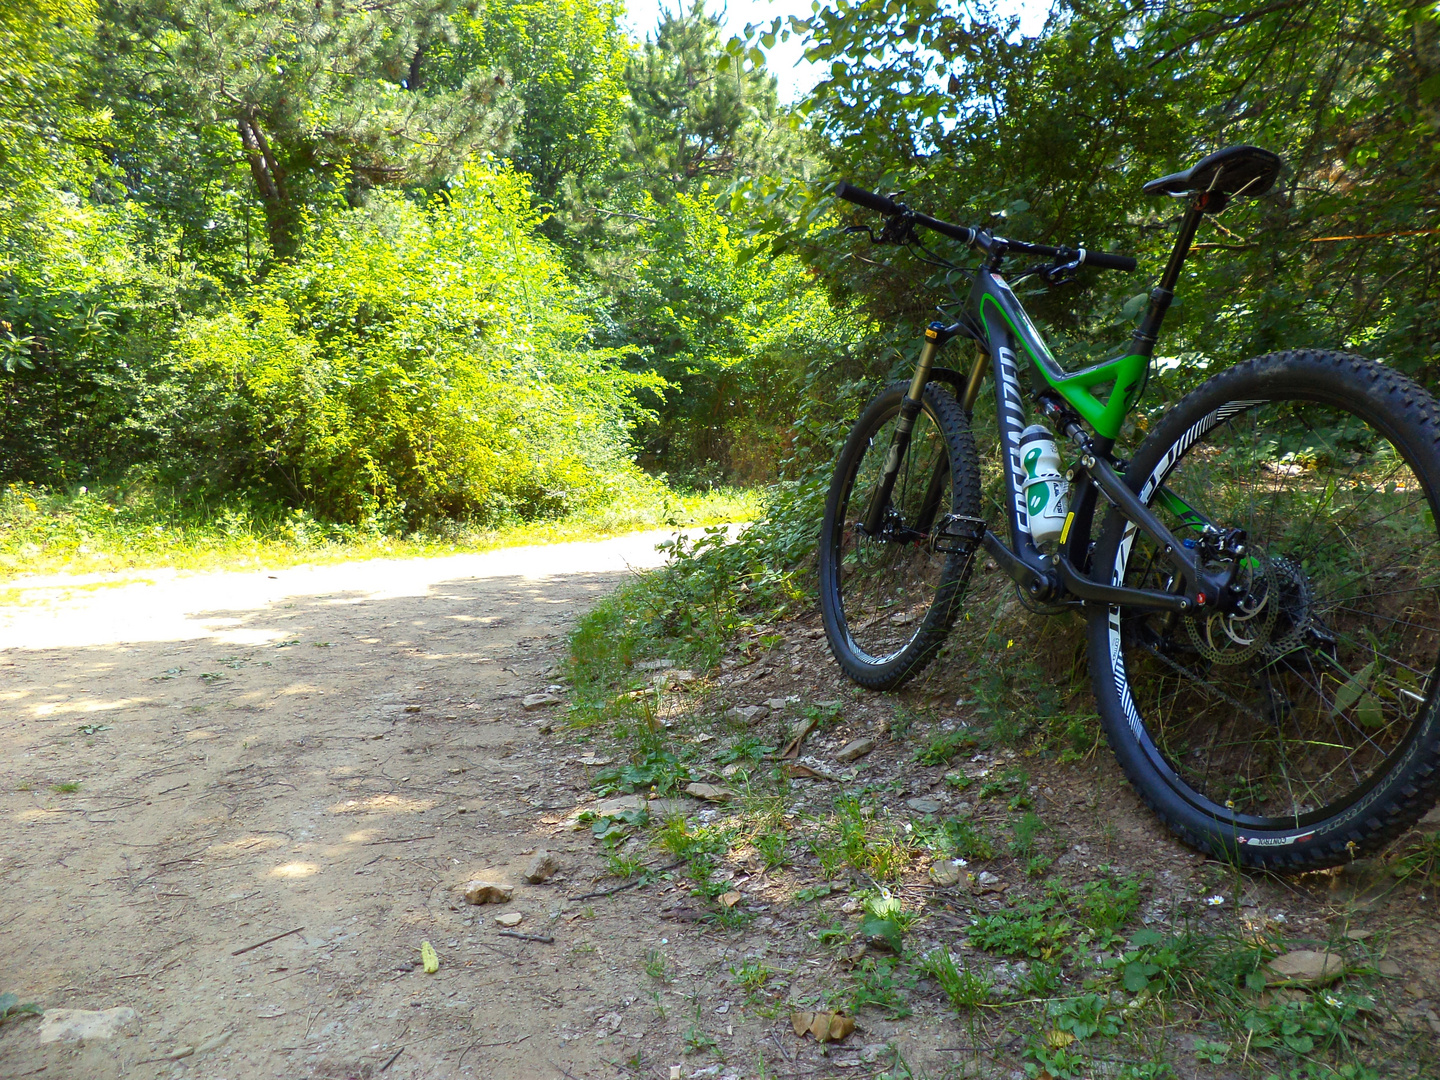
left=179, top=165, right=661, bottom=526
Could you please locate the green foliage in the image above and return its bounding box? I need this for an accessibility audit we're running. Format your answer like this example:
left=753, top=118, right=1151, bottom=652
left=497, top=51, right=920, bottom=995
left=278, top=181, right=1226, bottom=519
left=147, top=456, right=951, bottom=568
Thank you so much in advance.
left=922, top=815, right=997, bottom=862
left=0, top=992, right=41, bottom=1025
left=859, top=893, right=910, bottom=954
left=617, top=1, right=803, bottom=198
left=730, top=958, right=771, bottom=992
left=105, top=0, right=518, bottom=261
left=567, top=524, right=804, bottom=713
left=594, top=748, right=691, bottom=797
left=815, top=795, right=913, bottom=882
left=914, top=726, right=978, bottom=766
left=969, top=902, right=1072, bottom=961
left=605, top=189, right=846, bottom=485
left=736, top=0, right=1440, bottom=399
left=457, top=0, right=631, bottom=203
left=180, top=167, right=658, bottom=526
left=920, top=947, right=993, bottom=1010
left=840, top=955, right=912, bottom=1018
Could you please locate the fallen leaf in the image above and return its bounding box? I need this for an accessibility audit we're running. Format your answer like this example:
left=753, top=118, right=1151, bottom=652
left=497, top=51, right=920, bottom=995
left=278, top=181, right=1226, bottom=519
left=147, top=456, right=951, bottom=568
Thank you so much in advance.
left=778, top=716, right=820, bottom=759
left=1043, top=1029, right=1075, bottom=1049
left=790, top=1010, right=854, bottom=1043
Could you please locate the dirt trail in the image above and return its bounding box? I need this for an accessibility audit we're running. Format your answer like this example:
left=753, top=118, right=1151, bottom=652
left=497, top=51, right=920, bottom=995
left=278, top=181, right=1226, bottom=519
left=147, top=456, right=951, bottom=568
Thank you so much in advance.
left=0, top=532, right=686, bottom=1079
left=4, top=534, right=1439, bottom=1080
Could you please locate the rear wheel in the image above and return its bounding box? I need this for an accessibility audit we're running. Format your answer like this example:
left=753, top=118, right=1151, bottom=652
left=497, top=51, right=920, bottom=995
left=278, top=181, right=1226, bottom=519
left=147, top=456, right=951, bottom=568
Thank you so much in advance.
left=1088, top=350, right=1440, bottom=870
left=820, top=381, right=982, bottom=689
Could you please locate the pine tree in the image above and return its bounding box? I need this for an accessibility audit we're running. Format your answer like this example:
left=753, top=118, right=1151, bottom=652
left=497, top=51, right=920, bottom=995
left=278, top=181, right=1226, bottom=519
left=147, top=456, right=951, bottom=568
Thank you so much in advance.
left=101, top=0, right=520, bottom=260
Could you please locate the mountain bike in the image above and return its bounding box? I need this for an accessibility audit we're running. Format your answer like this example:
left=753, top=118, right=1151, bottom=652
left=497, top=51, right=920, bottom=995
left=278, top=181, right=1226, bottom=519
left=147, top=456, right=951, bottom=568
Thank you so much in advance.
left=819, top=145, right=1440, bottom=871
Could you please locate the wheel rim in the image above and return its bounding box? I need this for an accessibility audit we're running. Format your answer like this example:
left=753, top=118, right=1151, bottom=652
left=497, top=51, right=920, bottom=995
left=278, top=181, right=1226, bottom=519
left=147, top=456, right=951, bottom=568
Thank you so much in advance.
left=832, top=401, right=964, bottom=665
left=1109, top=395, right=1440, bottom=830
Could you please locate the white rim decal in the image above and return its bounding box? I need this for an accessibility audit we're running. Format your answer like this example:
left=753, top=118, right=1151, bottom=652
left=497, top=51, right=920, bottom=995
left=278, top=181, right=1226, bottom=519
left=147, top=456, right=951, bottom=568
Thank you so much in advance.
left=1106, top=402, right=1267, bottom=786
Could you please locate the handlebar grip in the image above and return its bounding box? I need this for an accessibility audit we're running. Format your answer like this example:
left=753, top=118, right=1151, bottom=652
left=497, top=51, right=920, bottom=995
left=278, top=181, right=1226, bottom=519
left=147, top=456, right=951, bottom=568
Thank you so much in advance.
left=1081, top=249, right=1137, bottom=272
left=835, top=181, right=901, bottom=217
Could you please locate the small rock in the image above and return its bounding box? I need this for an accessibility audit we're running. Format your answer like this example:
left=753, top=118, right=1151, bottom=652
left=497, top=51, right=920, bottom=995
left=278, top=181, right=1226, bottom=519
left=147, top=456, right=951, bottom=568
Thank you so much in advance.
left=1265, top=950, right=1345, bottom=986
left=1419, top=805, right=1440, bottom=833
left=726, top=705, right=768, bottom=725
left=720, top=764, right=742, bottom=778
left=196, top=1031, right=232, bottom=1054
left=834, top=738, right=876, bottom=764
left=634, top=658, right=674, bottom=671
left=976, top=871, right=1002, bottom=889
left=496, top=912, right=523, bottom=927
left=789, top=756, right=843, bottom=782
left=764, top=697, right=791, bottom=711
left=668, top=669, right=696, bottom=684
left=591, top=794, right=646, bottom=818
left=524, top=850, right=559, bottom=884
left=648, top=797, right=699, bottom=817
left=905, top=797, right=943, bottom=815
left=463, top=880, right=514, bottom=905
left=929, top=859, right=964, bottom=887
left=1376, top=959, right=1402, bottom=976
left=685, top=783, right=733, bottom=803
left=522, top=693, right=562, bottom=710
left=670, top=1067, right=683, bottom=1080
left=38, top=1008, right=140, bottom=1044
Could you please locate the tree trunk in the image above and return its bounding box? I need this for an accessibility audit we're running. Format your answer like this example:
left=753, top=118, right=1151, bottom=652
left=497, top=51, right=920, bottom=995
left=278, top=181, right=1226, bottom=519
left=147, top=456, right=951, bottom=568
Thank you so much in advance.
left=236, top=109, right=297, bottom=261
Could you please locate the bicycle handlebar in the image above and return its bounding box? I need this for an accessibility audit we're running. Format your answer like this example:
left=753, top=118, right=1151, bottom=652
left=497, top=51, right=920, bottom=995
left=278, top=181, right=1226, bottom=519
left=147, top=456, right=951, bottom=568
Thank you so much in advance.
left=834, top=181, right=900, bottom=216
left=835, top=180, right=1136, bottom=273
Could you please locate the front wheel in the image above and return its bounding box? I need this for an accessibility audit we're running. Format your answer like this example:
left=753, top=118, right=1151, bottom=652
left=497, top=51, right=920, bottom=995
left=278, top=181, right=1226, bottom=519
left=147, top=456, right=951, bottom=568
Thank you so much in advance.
left=1088, top=350, right=1440, bottom=870
left=820, top=381, right=982, bottom=690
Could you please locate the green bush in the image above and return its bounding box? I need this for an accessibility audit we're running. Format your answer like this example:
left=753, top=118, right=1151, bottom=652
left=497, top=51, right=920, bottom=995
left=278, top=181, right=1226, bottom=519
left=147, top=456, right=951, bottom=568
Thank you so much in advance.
left=179, top=166, right=661, bottom=526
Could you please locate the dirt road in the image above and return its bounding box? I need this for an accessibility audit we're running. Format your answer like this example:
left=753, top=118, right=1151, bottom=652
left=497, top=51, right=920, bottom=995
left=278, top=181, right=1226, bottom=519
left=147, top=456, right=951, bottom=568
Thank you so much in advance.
left=5, top=533, right=1439, bottom=1080
left=0, top=532, right=686, bottom=1079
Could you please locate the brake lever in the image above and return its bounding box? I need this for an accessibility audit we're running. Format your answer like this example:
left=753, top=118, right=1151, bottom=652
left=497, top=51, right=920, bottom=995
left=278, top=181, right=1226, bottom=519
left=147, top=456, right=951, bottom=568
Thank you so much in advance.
left=1040, top=252, right=1085, bottom=287
left=843, top=224, right=879, bottom=243
left=878, top=212, right=916, bottom=246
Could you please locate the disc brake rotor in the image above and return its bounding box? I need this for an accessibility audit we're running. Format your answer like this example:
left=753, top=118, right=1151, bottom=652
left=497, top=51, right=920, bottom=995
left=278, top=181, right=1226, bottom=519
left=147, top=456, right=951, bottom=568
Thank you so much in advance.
left=1185, top=553, right=1280, bottom=666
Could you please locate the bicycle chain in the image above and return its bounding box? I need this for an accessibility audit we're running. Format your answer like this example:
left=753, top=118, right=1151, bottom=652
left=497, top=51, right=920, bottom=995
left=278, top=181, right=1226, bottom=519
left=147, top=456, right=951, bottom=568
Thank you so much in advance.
left=1135, top=636, right=1271, bottom=727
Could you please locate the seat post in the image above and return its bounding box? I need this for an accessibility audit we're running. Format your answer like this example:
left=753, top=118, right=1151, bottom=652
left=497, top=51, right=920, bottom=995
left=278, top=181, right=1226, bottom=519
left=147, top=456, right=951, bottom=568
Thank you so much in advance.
left=1130, top=193, right=1211, bottom=357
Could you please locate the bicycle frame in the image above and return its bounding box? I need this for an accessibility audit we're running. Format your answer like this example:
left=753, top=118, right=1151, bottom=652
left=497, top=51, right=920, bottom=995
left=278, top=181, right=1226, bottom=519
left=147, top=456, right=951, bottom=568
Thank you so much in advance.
left=894, top=193, right=1239, bottom=616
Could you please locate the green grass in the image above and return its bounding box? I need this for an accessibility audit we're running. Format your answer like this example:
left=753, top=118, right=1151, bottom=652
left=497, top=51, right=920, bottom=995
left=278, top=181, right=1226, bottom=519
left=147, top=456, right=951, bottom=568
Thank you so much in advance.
left=0, top=480, right=759, bottom=582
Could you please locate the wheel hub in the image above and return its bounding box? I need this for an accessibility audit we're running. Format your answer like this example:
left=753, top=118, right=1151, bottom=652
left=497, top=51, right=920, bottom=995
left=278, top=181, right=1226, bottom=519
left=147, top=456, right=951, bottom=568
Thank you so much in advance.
left=1184, top=552, right=1314, bottom=666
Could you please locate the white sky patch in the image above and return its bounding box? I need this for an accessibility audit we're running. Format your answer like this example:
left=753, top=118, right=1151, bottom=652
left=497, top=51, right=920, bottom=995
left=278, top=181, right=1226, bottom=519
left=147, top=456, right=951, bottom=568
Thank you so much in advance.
left=622, top=0, right=1054, bottom=105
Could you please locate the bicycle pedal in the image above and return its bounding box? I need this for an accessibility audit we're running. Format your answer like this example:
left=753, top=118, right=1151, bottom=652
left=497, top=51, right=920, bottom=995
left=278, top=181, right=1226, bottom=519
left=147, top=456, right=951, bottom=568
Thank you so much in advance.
left=932, top=514, right=987, bottom=553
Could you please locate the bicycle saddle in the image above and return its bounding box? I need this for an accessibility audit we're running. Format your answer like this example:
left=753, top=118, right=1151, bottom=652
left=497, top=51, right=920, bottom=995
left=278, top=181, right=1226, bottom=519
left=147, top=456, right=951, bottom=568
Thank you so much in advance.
left=1143, top=145, right=1281, bottom=199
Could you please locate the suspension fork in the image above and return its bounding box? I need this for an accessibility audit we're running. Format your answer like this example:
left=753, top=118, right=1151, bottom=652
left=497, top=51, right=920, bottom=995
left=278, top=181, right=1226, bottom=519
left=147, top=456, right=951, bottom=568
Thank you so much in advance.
left=861, top=322, right=947, bottom=535
left=912, top=346, right=990, bottom=536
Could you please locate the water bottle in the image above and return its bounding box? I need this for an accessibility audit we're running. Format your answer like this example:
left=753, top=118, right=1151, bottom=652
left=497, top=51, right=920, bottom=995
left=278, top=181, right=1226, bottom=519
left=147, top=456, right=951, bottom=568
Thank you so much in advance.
left=1019, top=424, right=1069, bottom=548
